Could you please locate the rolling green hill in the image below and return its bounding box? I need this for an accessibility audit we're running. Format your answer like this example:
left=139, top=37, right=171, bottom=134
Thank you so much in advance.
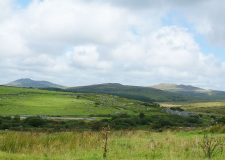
left=151, top=83, right=205, bottom=92
left=151, top=83, right=225, bottom=101
left=67, top=83, right=186, bottom=102
left=67, top=83, right=225, bottom=102
left=0, top=85, right=160, bottom=116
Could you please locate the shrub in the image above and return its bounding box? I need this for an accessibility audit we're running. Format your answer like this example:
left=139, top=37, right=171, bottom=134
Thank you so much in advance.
left=152, top=119, right=172, bottom=129
left=170, top=107, right=184, bottom=111
left=217, top=117, right=225, bottom=124
left=187, top=115, right=201, bottom=124
left=91, top=121, right=107, bottom=131
left=139, top=112, right=145, bottom=119
left=24, top=117, right=47, bottom=127
left=13, top=116, right=20, bottom=123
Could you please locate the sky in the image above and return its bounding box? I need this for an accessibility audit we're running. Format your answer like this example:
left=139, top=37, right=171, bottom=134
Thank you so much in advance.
left=1, top=0, right=225, bottom=89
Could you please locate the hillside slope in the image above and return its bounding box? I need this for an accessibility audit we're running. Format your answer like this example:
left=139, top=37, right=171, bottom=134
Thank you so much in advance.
left=67, top=83, right=186, bottom=102
left=7, top=78, right=65, bottom=89
left=68, top=83, right=225, bottom=102
left=152, top=83, right=225, bottom=101
left=151, top=83, right=205, bottom=92
left=0, top=85, right=159, bottom=116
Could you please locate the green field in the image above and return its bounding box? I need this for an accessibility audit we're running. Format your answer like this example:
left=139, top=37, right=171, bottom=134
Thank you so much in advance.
left=0, top=86, right=159, bottom=116
left=0, top=130, right=224, bottom=160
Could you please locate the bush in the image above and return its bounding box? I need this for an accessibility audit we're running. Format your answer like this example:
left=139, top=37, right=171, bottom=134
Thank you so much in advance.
left=139, top=113, right=145, bottom=119
left=111, top=117, right=137, bottom=129
left=152, top=119, right=173, bottom=129
left=13, top=116, right=20, bottom=123
left=91, top=121, right=108, bottom=131
left=217, top=117, right=225, bottom=124
left=170, top=107, right=184, bottom=111
left=24, top=117, right=47, bottom=127
left=0, top=123, right=10, bottom=130
left=187, top=115, right=201, bottom=124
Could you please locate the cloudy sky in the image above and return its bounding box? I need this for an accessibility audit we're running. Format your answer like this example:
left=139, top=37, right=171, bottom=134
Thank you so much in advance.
left=1, top=0, right=225, bottom=89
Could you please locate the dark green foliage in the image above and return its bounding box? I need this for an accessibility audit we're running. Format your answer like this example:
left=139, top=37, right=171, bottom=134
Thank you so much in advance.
left=186, top=115, right=201, bottom=124
left=170, top=107, right=184, bottom=111
left=152, top=119, right=173, bottom=129
left=217, top=117, right=225, bottom=124
left=13, top=116, right=20, bottom=122
left=139, top=112, right=145, bottom=119
left=0, top=113, right=204, bottom=131
left=24, top=117, right=47, bottom=127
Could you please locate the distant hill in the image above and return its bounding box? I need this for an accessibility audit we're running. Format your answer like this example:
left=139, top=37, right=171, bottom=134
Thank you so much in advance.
left=151, top=83, right=206, bottom=92
left=67, top=83, right=186, bottom=102
left=6, top=79, right=225, bottom=102
left=67, top=83, right=225, bottom=102
left=151, top=83, right=225, bottom=101
left=6, top=78, right=65, bottom=89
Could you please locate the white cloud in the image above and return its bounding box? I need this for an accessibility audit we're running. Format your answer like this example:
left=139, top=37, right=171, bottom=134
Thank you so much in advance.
left=66, top=45, right=111, bottom=70
left=0, top=0, right=225, bottom=89
left=0, top=0, right=13, bottom=21
left=111, top=26, right=224, bottom=84
left=168, top=0, right=225, bottom=46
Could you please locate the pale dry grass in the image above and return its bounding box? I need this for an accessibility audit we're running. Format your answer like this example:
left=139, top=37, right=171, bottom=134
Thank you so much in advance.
left=0, top=130, right=224, bottom=160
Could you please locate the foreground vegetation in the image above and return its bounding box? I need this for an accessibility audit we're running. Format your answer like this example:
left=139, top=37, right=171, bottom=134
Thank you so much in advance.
left=0, top=130, right=224, bottom=160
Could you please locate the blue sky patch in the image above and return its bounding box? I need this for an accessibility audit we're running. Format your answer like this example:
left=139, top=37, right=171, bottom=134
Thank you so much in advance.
left=162, top=10, right=225, bottom=61
left=16, top=0, right=31, bottom=8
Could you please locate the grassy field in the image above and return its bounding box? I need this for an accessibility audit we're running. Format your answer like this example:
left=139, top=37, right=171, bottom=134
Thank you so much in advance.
left=0, top=86, right=159, bottom=116
left=0, top=130, right=224, bottom=160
